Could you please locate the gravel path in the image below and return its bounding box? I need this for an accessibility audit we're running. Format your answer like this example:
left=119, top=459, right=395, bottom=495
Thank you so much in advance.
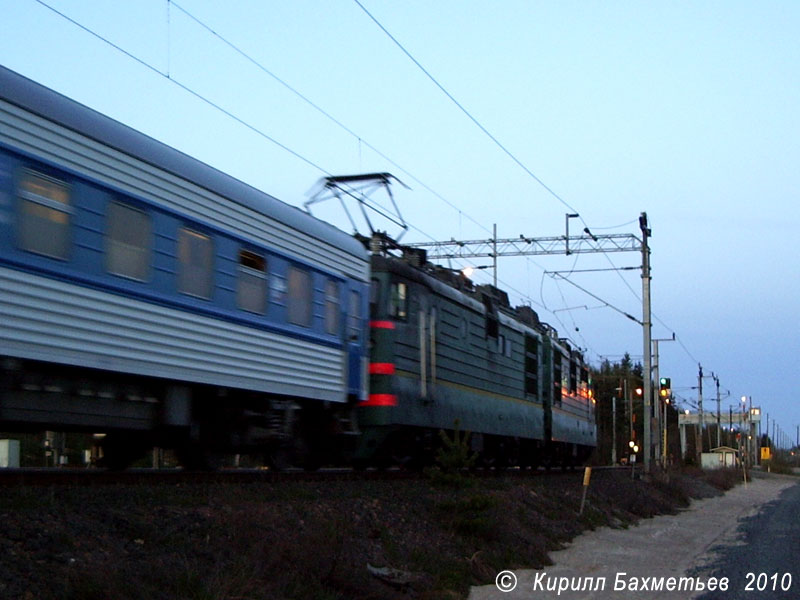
left=468, top=473, right=798, bottom=600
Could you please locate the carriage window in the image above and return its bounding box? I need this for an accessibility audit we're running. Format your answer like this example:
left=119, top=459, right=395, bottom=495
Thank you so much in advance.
left=178, top=228, right=213, bottom=299
left=553, top=359, right=563, bottom=405
left=287, top=266, right=312, bottom=327
left=495, top=334, right=512, bottom=357
left=17, top=170, right=71, bottom=259
left=107, top=201, right=151, bottom=281
left=237, top=250, right=267, bottom=314
left=389, top=281, right=407, bottom=320
left=570, top=361, right=578, bottom=394
left=524, top=335, right=539, bottom=396
left=348, top=290, right=361, bottom=340
left=325, top=279, right=339, bottom=334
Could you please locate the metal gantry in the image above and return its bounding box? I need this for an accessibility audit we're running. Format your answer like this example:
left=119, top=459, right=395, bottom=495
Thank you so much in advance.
left=409, top=232, right=641, bottom=259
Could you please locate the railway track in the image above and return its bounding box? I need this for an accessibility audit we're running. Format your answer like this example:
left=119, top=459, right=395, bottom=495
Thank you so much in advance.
left=0, top=464, right=629, bottom=487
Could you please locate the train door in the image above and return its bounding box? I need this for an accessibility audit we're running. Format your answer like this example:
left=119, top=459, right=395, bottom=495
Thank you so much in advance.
left=524, top=334, right=539, bottom=401
left=346, top=287, right=367, bottom=401
left=541, top=336, right=553, bottom=443
left=418, top=302, right=437, bottom=400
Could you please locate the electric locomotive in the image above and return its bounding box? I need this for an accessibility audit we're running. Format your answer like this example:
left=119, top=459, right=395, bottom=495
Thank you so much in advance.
left=355, top=234, right=596, bottom=468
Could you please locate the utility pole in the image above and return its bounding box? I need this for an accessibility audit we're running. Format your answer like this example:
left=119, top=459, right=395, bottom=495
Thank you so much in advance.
left=714, top=374, right=721, bottom=447
left=640, top=213, right=652, bottom=472
left=492, top=223, right=498, bottom=287
left=729, top=406, right=733, bottom=447
left=697, top=364, right=704, bottom=463
left=652, top=334, right=675, bottom=468
left=624, top=378, right=632, bottom=446
left=748, top=396, right=754, bottom=468
left=611, top=396, right=617, bottom=465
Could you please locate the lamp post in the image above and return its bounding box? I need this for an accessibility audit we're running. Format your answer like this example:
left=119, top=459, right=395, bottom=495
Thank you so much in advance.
left=629, top=441, right=639, bottom=478
left=741, top=396, right=748, bottom=467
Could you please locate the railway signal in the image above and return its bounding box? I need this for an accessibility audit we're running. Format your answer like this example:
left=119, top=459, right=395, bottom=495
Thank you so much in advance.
left=659, top=377, right=671, bottom=399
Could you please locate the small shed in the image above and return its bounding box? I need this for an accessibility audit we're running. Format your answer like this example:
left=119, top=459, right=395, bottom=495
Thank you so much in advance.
left=701, top=446, right=738, bottom=469
left=0, top=439, right=20, bottom=468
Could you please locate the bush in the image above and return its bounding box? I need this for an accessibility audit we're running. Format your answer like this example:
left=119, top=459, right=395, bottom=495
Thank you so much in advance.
left=435, top=421, right=478, bottom=473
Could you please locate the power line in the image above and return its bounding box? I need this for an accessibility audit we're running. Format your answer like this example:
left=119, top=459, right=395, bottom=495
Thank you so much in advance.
left=33, top=0, right=688, bottom=369
left=41, top=2, right=509, bottom=304
left=352, top=0, right=582, bottom=217
left=170, top=0, right=493, bottom=238
left=36, top=0, right=457, bottom=251
left=34, top=0, right=477, bottom=250
left=169, top=0, right=600, bottom=327
left=547, top=272, right=642, bottom=325
left=351, top=0, right=655, bottom=324
left=352, top=1, right=679, bottom=350
left=33, top=0, right=329, bottom=176
left=33, top=0, right=575, bottom=332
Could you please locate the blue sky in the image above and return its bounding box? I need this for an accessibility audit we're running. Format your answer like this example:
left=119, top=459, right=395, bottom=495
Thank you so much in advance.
left=2, top=1, right=798, bottom=445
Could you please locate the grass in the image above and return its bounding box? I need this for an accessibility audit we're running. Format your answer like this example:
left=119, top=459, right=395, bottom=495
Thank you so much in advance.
left=762, top=456, right=798, bottom=476
left=2, top=468, right=744, bottom=600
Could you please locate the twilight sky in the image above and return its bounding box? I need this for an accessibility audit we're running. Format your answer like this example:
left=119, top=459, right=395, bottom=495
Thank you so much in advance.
left=2, top=0, right=798, bottom=444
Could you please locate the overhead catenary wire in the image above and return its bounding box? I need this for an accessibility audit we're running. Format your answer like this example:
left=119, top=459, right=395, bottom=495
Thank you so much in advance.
left=31, top=0, right=547, bottom=312
left=35, top=0, right=700, bottom=370
left=43, top=4, right=514, bottom=308
left=350, top=1, right=718, bottom=374
left=166, top=0, right=622, bottom=345
left=34, top=0, right=441, bottom=245
left=170, top=0, right=492, bottom=238
left=350, top=0, right=674, bottom=346
left=352, top=0, right=583, bottom=218
left=547, top=272, right=642, bottom=325
left=165, top=2, right=574, bottom=320
left=33, top=0, right=328, bottom=176
left=31, top=1, right=546, bottom=303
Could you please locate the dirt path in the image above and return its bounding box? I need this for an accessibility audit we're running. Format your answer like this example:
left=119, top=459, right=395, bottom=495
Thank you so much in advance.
left=468, top=473, right=798, bottom=600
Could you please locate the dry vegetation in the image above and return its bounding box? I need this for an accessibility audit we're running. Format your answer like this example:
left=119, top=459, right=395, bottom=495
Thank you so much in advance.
left=0, top=467, right=741, bottom=600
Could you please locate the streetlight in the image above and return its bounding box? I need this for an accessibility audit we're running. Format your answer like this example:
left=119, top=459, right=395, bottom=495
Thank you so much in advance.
left=460, top=264, right=492, bottom=278
left=630, top=442, right=639, bottom=478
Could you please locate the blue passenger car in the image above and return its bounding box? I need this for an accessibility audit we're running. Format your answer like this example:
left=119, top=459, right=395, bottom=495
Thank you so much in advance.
left=0, top=65, right=369, bottom=467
